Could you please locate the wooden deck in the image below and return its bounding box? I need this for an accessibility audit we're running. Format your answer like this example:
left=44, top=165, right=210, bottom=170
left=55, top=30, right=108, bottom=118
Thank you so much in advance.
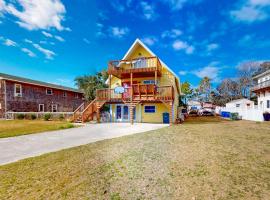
left=251, top=80, right=270, bottom=93
left=96, top=85, right=174, bottom=103
left=108, top=57, right=162, bottom=79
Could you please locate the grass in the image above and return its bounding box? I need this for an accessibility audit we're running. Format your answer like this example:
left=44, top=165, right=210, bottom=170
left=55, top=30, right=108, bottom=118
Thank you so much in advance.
left=0, top=117, right=269, bottom=199
left=0, top=120, right=76, bottom=138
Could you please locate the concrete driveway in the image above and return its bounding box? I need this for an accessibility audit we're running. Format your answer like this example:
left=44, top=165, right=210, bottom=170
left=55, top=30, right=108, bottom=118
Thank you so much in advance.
left=0, top=123, right=168, bottom=165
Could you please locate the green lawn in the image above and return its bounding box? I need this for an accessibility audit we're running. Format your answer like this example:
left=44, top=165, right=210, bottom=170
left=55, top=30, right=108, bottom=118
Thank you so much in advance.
left=0, top=120, right=76, bottom=138
left=0, top=117, right=269, bottom=199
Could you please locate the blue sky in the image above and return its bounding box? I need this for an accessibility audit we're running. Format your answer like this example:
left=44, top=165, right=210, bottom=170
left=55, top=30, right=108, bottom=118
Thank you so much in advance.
left=0, top=0, right=270, bottom=88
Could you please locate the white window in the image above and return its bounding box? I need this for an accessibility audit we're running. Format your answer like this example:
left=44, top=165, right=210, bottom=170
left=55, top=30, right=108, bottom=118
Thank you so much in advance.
left=39, top=104, right=44, bottom=112
left=144, top=105, right=156, bottom=113
left=236, top=104, right=240, bottom=108
left=75, top=93, right=79, bottom=99
left=143, top=80, right=156, bottom=85
left=52, top=104, right=57, bottom=112
left=267, top=100, right=270, bottom=109
left=46, top=88, right=53, bottom=95
left=63, top=91, right=67, bottom=97
left=14, top=84, right=22, bottom=97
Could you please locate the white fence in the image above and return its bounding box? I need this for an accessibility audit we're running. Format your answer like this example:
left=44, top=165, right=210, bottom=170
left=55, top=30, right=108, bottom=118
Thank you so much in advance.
left=216, top=107, right=264, bottom=122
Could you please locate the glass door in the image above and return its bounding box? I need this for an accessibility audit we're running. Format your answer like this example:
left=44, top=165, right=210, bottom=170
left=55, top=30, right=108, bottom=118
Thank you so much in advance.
left=116, top=105, right=122, bottom=120
left=123, top=106, right=129, bottom=121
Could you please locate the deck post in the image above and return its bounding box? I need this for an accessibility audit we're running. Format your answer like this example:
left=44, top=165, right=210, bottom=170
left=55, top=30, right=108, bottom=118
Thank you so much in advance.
left=155, top=70, right=157, bottom=85
left=129, top=104, right=134, bottom=125
left=97, top=108, right=100, bottom=123
left=130, top=72, right=133, bottom=101
left=169, top=101, right=173, bottom=125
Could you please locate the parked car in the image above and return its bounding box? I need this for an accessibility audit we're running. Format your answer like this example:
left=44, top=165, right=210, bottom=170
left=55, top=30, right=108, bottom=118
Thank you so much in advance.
left=199, top=108, right=214, bottom=116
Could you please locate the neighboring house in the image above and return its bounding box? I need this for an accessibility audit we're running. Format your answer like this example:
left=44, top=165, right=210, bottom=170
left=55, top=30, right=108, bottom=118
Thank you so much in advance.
left=226, top=99, right=254, bottom=109
left=74, top=38, right=181, bottom=124
left=251, top=67, right=270, bottom=112
left=187, top=100, right=201, bottom=111
left=0, top=73, right=84, bottom=118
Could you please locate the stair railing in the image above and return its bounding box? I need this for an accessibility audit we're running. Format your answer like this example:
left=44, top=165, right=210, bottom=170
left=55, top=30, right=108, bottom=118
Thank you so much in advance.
left=73, top=102, right=85, bottom=122
left=82, top=98, right=97, bottom=122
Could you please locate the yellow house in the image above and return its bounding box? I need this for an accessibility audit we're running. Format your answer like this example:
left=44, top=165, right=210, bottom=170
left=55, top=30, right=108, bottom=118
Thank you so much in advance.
left=74, top=38, right=181, bottom=124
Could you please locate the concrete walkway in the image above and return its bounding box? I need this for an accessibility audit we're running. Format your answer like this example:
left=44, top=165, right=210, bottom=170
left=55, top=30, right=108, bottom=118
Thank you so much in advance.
left=0, top=123, right=168, bottom=165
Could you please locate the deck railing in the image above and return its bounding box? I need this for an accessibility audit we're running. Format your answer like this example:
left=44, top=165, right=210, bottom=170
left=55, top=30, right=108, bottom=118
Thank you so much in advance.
left=108, top=57, right=162, bottom=76
left=251, top=80, right=270, bottom=91
left=96, top=85, right=174, bottom=102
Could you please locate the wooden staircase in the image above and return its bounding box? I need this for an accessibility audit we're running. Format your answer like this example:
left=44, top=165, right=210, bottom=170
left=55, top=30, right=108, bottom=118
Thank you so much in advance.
left=73, top=98, right=106, bottom=123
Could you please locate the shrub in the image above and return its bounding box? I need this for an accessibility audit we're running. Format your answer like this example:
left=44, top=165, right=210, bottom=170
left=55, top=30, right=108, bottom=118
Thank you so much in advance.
left=30, top=114, right=37, bottom=120
left=44, top=113, right=51, bottom=121
left=60, top=123, right=75, bottom=129
left=16, top=114, right=25, bottom=120
left=59, top=114, right=65, bottom=121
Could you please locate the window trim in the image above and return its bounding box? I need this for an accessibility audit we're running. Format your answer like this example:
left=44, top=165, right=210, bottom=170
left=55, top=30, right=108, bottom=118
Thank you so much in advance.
left=144, top=105, right=156, bottom=113
left=39, top=104, right=45, bottom=112
left=14, top=83, right=22, bottom=97
left=75, top=93, right=79, bottom=99
left=46, top=88, right=53, bottom=95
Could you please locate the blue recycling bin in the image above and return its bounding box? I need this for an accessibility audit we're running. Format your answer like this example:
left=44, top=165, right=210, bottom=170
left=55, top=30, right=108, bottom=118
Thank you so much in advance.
left=163, top=112, right=169, bottom=124
left=221, top=111, right=231, bottom=118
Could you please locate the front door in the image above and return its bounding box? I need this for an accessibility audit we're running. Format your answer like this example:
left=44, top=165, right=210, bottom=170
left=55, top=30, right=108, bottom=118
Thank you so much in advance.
left=115, top=105, right=136, bottom=122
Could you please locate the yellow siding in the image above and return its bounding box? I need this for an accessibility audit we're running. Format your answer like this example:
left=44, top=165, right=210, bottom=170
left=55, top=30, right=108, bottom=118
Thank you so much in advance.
left=141, top=103, right=168, bottom=123
left=110, top=103, right=170, bottom=123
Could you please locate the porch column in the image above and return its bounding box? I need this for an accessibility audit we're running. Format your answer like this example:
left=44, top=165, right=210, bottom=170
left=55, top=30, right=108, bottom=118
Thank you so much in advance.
left=169, top=101, right=173, bottom=125
left=130, top=72, right=133, bottom=101
left=155, top=70, right=157, bottom=85
left=97, top=108, right=101, bottom=123
left=129, top=104, right=134, bottom=125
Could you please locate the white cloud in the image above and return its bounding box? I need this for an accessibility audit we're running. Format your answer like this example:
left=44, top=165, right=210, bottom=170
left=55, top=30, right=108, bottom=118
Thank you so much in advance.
left=3, top=0, right=66, bottom=30
left=54, top=35, right=64, bottom=42
left=142, top=36, right=157, bottom=46
left=230, top=0, right=270, bottom=23
left=161, top=28, right=182, bottom=38
left=83, top=38, right=90, bottom=44
left=140, top=1, right=156, bottom=20
left=0, top=0, right=6, bottom=12
left=109, top=26, right=129, bottom=38
left=185, top=45, right=195, bottom=54
left=160, top=0, right=188, bottom=10
left=172, top=40, right=195, bottom=54
left=111, top=1, right=125, bottom=13
left=173, top=40, right=187, bottom=50
left=64, top=27, right=71, bottom=32
left=179, top=70, right=187, bottom=75
left=207, top=43, right=219, bottom=51
left=33, top=43, right=55, bottom=59
left=159, top=0, right=203, bottom=11
left=42, top=31, right=53, bottom=38
left=4, top=39, right=16, bottom=46
left=24, top=39, right=33, bottom=44
left=42, top=31, right=64, bottom=42
left=21, top=47, right=36, bottom=57
left=192, top=66, right=220, bottom=82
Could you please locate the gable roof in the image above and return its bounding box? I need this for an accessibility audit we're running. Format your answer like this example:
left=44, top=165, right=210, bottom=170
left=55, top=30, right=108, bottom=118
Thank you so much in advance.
left=106, top=38, right=181, bottom=93
left=123, top=38, right=180, bottom=83
left=0, top=73, right=83, bottom=93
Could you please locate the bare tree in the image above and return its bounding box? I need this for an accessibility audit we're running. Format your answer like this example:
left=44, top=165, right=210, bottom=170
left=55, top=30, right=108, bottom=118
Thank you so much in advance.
left=237, top=61, right=261, bottom=97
